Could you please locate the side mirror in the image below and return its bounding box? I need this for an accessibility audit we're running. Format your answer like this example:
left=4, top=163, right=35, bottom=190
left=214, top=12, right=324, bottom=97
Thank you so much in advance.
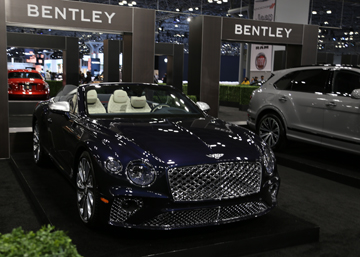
left=49, top=101, right=70, bottom=113
left=351, top=89, right=360, bottom=99
left=196, top=101, right=211, bottom=113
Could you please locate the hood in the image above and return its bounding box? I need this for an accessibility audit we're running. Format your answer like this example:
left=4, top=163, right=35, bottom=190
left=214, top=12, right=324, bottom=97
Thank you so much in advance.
left=98, top=117, right=262, bottom=166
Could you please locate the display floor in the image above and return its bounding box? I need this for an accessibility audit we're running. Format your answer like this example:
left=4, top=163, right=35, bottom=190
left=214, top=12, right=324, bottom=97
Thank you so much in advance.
left=10, top=152, right=319, bottom=257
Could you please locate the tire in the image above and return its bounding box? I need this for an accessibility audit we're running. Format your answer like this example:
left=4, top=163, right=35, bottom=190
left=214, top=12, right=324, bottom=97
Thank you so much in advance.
left=76, top=151, right=101, bottom=226
left=257, top=113, right=286, bottom=150
left=33, top=121, right=49, bottom=166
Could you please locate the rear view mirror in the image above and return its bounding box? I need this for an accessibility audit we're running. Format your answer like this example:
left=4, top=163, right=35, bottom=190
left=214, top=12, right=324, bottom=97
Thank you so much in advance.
left=351, top=89, right=360, bottom=99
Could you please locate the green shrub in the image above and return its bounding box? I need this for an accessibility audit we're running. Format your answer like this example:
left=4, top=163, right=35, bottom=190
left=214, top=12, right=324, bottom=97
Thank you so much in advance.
left=0, top=225, right=82, bottom=257
left=47, top=81, right=64, bottom=97
left=239, top=85, right=260, bottom=105
left=187, top=95, right=197, bottom=102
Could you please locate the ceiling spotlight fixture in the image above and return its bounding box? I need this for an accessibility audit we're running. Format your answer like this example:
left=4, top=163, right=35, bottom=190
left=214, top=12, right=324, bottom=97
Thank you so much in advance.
left=223, top=0, right=228, bottom=2
left=195, top=7, right=199, bottom=10
left=217, top=1, right=222, bottom=4
left=176, top=8, right=180, bottom=12
left=208, top=0, right=213, bottom=2
left=187, top=17, right=191, bottom=22
left=312, top=11, right=317, bottom=15
left=326, top=10, right=332, bottom=14
left=132, top=1, right=136, bottom=5
left=189, top=7, right=193, bottom=11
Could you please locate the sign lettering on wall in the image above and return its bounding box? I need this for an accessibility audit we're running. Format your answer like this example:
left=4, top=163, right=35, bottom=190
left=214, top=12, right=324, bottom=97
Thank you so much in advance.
left=222, top=18, right=303, bottom=45
left=5, top=0, right=133, bottom=33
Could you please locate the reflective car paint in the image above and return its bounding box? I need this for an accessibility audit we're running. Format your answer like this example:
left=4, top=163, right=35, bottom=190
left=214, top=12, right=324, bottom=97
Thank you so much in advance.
left=33, top=83, right=279, bottom=230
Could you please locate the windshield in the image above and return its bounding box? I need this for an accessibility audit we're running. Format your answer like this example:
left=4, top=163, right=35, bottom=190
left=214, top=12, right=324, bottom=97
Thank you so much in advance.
left=84, top=83, right=203, bottom=118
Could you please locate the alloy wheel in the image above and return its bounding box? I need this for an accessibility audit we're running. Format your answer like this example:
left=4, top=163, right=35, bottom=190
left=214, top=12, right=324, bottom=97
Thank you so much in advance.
left=33, top=124, right=41, bottom=163
left=76, top=156, right=95, bottom=223
left=259, top=117, right=280, bottom=148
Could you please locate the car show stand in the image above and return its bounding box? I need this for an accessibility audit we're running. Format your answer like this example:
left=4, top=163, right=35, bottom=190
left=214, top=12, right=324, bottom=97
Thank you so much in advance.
left=11, top=152, right=319, bottom=257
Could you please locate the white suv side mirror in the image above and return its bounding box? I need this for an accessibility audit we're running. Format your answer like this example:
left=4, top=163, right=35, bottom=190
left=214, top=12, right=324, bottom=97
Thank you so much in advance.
left=351, top=89, right=360, bottom=99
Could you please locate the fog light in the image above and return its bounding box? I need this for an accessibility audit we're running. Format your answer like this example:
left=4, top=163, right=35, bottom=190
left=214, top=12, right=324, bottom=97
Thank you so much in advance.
left=268, top=183, right=279, bottom=203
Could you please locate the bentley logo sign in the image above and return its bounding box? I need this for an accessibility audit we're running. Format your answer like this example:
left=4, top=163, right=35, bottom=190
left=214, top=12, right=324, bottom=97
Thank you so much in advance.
left=206, top=153, right=224, bottom=159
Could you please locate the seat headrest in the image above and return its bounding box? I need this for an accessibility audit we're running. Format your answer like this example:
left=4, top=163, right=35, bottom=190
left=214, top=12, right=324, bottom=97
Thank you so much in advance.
left=113, top=90, right=128, bottom=103
left=87, top=90, right=97, bottom=104
left=131, top=96, right=147, bottom=108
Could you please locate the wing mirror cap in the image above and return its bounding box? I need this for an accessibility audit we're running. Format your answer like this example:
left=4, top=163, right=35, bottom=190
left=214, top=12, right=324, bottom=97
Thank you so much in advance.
left=351, top=89, right=360, bottom=99
left=196, top=101, right=211, bottom=113
left=49, top=101, right=70, bottom=113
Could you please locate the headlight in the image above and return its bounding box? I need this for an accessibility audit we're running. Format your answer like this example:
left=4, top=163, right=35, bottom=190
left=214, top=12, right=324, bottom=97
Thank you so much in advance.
left=126, top=160, right=156, bottom=187
left=261, top=142, right=275, bottom=175
left=105, top=157, right=122, bottom=175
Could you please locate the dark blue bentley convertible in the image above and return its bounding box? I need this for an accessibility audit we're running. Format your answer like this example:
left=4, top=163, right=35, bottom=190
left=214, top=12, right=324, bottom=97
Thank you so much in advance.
left=32, top=82, right=279, bottom=230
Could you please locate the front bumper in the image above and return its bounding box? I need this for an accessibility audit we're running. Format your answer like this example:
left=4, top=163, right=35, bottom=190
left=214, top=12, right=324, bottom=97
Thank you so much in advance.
left=107, top=176, right=280, bottom=230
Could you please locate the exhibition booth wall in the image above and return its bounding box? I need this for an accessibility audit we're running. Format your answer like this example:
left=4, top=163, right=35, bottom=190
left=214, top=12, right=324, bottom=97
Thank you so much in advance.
left=1, top=0, right=319, bottom=159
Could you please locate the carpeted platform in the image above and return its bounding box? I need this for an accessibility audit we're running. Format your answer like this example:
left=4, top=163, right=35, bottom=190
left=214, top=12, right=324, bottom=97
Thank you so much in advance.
left=10, top=152, right=319, bottom=257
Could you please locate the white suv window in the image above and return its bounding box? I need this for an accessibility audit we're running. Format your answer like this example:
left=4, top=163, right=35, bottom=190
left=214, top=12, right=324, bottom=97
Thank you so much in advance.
left=274, top=69, right=329, bottom=93
left=333, top=70, right=360, bottom=97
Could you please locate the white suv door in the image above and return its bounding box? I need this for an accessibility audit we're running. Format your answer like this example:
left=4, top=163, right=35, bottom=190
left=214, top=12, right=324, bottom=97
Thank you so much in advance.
left=322, top=69, right=360, bottom=154
left=272, top=69, right=330, bottom=143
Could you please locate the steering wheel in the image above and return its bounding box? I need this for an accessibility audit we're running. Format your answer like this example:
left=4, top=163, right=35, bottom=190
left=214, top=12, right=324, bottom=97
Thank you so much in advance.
left=151, top=104, right=170, bottom=112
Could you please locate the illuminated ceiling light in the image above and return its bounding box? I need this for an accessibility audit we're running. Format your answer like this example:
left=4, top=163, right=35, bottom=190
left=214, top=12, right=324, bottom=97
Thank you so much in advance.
left=324, top=21, right=329, bottom=25
left=195, top=7, right=199, bottom=10
left=223, top=0, right=228, bottom=2
left=326, top=10, right=332, bottom=14
left=189, top=7, right=193, bottom=11
left=175, top=24, right=178, bottom=27
left=312, top=11, right=317, bottom=14
left=176, top=8, right=180, bottom=12
left=119, top=2, right=124, bottom=5
left=238, top=14, right=243, bottom=17
left=208, top=0, right=213, bottom=2
left=132, top=1, right=136, bottom=5
left=187, top=17, right=191, bottom=22
left=122, top=0, right=127, bottom=4
left=128, top=3, right=133, bottom=6
left=217, top=1, right=222, bottom=4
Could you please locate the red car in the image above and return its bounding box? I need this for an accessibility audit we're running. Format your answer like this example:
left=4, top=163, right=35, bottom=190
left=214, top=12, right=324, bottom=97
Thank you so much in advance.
left=8, top=69, right=50, bottom=100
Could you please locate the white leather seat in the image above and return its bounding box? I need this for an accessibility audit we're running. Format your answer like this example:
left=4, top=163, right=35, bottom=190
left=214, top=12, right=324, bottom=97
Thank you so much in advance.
left=107, top=89, right=129, bottom=113
left=87, top=89, right=106, bottom=114
left=126, top=96, right=151, bottom=113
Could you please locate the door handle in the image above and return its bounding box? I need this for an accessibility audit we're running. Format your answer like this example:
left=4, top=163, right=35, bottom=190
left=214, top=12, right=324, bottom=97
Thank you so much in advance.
left=278, top=96, right=287, bottom=102
left=326, top=102, right=336, bottom=107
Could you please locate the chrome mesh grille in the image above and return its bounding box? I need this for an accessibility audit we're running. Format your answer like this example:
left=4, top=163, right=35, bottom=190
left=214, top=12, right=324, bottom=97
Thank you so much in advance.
left=109, top=198, right=143, bottom=223
left=168, top=162, right=262, bottom=202
left=144, top=201, right=268, bottom=229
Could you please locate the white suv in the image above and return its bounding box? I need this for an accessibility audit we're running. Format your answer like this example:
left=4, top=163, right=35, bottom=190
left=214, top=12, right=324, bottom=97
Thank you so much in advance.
left=247, top=65, right=360, bottom=154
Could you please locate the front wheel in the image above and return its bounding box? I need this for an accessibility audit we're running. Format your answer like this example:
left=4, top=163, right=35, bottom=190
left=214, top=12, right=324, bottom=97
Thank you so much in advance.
left=33, top=121, right=49, bottom=166
left=76, top=152, right=100, bottom=226
left=257, top=113, right=286, bottom=150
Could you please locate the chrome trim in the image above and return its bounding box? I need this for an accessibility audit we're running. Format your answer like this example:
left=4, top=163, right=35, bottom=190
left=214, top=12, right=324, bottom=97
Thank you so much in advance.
left=168, top=162, right=262, bottom=202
